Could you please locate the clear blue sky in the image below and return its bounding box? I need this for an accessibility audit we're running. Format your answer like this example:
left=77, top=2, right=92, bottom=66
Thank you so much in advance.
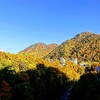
left=0, top=0, right=100, bottom=53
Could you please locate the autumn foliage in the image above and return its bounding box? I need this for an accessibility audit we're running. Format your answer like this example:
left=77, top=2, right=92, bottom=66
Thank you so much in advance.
left=0, top=32, right=100, bottom=100
left=45, top=32, right=100, bottom=63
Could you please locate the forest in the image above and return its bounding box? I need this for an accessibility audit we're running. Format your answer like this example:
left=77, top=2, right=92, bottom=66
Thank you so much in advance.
left=0, top=32, right=100, bottom=100
left=45, top=32, right=100, bottom=63
left=0, top=51, right=100, bottom=100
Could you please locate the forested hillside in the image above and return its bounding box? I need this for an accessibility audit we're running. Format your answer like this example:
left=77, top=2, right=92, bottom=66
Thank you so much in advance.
left=0, top=51, right=85, bottom=100
left=45, top=32, right=100, bottom=63
left=0, top=32, right=100, bottom=100
left=20, top=43, right=58, bottom=58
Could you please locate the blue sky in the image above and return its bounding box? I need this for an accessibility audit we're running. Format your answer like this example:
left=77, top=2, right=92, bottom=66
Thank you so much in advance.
left=0, top=0, right=100, bottom=53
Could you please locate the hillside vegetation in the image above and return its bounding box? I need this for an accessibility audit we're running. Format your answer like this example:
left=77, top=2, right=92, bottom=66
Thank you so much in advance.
left=45, top=32, right=100, bottom=63
left=20, top=43, right=58, bottom=58
left=0, top=32, right=100, bottom=100
left=0, top=52, right=84, bottom=100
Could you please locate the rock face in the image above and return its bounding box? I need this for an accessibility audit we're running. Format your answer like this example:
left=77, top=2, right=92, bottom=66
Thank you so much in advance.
left=20, top=43, right=58, bottom=57
left=44, top=32, right=100, bottom=63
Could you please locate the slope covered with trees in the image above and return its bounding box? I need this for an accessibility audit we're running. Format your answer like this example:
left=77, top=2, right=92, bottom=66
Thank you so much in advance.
left=20, top=43, right=58, bottom=58
left=0, top=32, right=100, bottom=100
left=0, top=52, right=84, bottom=80
left=45, top=32, right=100, bottom=63
left=0, top=52, right=84, bottom=100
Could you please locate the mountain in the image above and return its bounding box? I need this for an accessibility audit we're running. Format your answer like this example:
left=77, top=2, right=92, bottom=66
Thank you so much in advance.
left=20, top=43, right=58, bottom=57
left=44, top=32, right=100, bottom=63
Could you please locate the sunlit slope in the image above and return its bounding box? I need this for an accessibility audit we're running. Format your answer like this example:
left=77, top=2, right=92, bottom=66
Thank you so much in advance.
left=45, top=32, right=100, bottom=63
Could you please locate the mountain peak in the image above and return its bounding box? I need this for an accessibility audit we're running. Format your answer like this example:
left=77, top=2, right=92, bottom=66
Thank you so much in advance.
left=75, top=32, right=92, bottom=38
left=45, top=32, right=100, bottom=62
left=20, top=43, right=58, bottom=57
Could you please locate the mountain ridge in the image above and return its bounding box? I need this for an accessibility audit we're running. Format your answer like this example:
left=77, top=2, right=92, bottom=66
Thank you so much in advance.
left=19, top=32, right=100, bottom=63
left=19, top=43, right=58, bottom=57
left=44, top=32, right=100, bottom=63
